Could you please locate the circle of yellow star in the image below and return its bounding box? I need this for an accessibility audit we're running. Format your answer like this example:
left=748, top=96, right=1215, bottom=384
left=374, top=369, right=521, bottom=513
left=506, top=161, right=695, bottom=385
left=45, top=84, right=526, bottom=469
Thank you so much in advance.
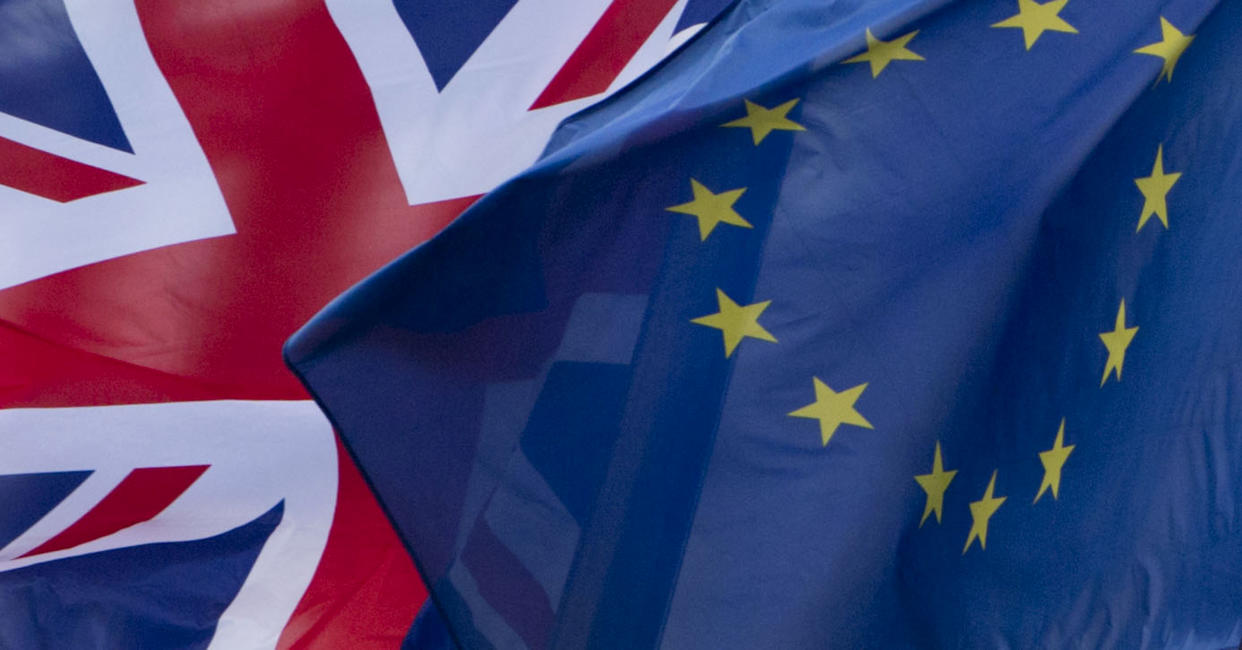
left=842, top=28, right=924, bottom=78
left=665, top=179, right=752, bottom=241
left=1134, top=144, right=1182, bottom=232
left=1034, top=419, right=1075, bottom=503
left=789, top=378, right=873, bottom=446
left=1099, top=299, right=1138, bottom=386
left=721, top=98, right=807, bottom=145
left=991, top=0, right=1078, bottom=50
left=963, top=470, right=1006, bottom=554
left=1134, top=17, right=1195, bottom=84
left=690, top=288, right=777, bottom=357
left=914, top=441, right=957, bottom=526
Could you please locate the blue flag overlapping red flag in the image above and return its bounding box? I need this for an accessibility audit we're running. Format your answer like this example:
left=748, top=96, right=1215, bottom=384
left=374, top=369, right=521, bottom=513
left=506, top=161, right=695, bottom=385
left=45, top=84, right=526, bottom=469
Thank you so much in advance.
left=289, top=0, right=1242, bottom=647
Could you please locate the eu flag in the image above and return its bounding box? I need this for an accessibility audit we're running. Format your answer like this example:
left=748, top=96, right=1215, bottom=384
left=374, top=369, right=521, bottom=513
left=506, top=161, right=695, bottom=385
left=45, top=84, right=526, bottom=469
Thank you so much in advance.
left=287, top=0, right=1242, bottom=646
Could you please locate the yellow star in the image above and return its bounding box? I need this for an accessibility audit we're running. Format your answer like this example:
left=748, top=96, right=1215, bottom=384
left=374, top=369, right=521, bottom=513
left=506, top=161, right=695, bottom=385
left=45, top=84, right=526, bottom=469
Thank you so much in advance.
left=1134, top=144, right=1182, bottom=232
left=1034, top=419, right=1075, bottom=503
left=666, top=179, right=752, bottom=241
left=842, top=28, right=924, bottom=78
left=690, top=288, right=777, bottom=357
left=914, top=441, right=957, bottom=526
left=722, top=99, right=807, bottom=145
left=991, top=0, right=1078, bottom=50
left=963, top=470, right=1006, bottom=554
left=789, top=378, right=873, bottom=446
left=1134, top=17, right=1195, bottom=83
left=1099, top=299, right=1138, bottom=386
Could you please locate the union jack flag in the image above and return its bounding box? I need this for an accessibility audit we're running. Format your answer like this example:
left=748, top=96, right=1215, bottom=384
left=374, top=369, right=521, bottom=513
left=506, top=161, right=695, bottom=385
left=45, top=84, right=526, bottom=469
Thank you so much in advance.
left=0, top=0, right=727, bottom=646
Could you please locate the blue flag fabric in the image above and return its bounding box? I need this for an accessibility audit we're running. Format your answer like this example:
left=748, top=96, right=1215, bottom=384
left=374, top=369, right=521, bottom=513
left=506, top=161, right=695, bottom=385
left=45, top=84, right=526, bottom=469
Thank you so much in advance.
left=287, top=0, right=1242, bottom=646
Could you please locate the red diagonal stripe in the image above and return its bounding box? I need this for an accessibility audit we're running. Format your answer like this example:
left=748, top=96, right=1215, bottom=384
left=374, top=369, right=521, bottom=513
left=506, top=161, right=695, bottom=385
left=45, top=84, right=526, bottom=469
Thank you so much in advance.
left=20, top=464, right=209, bottom=558
left=0, top=135, right=143, bottom=202
left=529, top=0, right=679, bottom=110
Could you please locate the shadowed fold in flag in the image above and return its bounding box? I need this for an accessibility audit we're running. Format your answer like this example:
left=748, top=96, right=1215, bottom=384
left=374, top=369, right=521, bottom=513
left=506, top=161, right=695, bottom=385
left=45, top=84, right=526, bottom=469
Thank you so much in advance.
left=287, top=0, right=1242, bottom=646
